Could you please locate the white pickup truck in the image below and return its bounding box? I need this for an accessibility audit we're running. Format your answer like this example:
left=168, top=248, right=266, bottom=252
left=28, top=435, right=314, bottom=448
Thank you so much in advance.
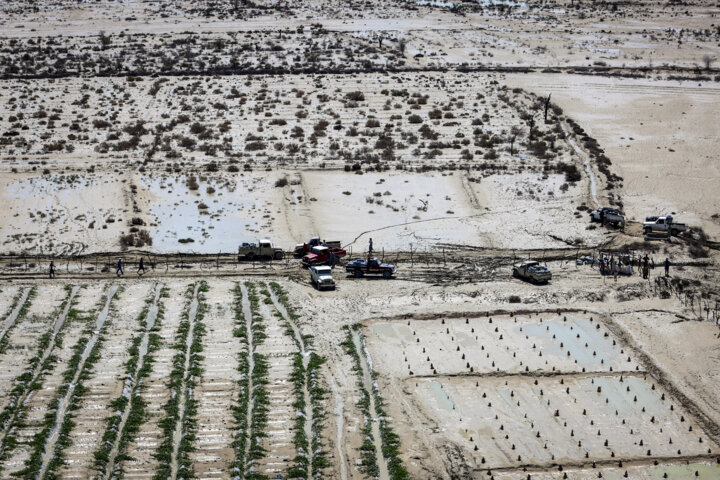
left=643, top=216, right=686, bottom=236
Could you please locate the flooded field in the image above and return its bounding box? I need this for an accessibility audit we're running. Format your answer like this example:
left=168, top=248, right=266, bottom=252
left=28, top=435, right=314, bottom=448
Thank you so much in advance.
left=362, top=312, right=720, bottom=477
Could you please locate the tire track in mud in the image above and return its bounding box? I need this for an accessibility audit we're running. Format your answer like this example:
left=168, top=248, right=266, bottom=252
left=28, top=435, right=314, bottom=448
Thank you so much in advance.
left=98, top=282, right=164, bottom=480
left=562, top=121, right=599, bottom=207
left=35, top=284, right=118, bottom=480
left=0, top=286, right=33, bottom=348
left=0, top=285, right=79, bottom=460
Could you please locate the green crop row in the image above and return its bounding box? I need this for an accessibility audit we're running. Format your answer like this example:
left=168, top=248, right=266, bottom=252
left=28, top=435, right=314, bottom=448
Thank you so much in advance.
left=153, top=281, right=208, bottom=480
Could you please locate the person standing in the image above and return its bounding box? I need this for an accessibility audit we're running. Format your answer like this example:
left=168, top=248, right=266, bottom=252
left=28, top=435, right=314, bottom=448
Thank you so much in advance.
left=116, top=258, right=124, bottom=277
left=138, top=257, right=145, bottom=276
left=49, top=260, right=56, bottom=279
left=664, top=257, right=670, bottom=277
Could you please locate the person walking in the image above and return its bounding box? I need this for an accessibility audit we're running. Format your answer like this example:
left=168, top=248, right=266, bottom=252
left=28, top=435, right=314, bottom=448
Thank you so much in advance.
left=664, top=257, right=670, bottom=277
left=138, top=257, right=145, bottom=276
left=49, top=260, right=56, bottom=279
left=116, top=258, right=124, bottom=277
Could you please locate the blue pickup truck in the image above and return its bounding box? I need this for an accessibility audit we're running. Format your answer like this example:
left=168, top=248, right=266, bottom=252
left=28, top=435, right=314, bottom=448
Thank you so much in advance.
left=345, top=257, right=396, bottom=279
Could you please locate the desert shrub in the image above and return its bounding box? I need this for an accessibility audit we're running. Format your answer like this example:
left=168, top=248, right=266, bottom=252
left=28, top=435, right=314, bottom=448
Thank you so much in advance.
left=365, top=118, right=380, bottom=128
left=314, top=120, right=329, bottom=133
left=187, top=176, right=199, bottom=190
left=345, top=91, right=365, bottom=101
left=562, top=164, right=581, bottom=182
left=275, top=177, right=288, bottom=187
left=130, top=217, right=145, bottom=226
left=123, top=121, right=148, bottom=136
left=428, top=109, right=442, bottom=119
left=246, top=141, right=266, bottom=151
left=408, top=114, right=422, bottom=124
left=508, top=295, right=522, bottom=303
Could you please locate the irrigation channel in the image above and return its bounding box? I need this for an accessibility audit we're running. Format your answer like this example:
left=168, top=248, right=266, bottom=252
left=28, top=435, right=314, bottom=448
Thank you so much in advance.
left=101, top=282, right=164, bottom=479
left=268, top=287, right=315, bottom=480
left=0, top=286, right=32, bottom=345
left=351, top=331, right=391, bottom=480
left=37, top=284, right=118, bottom=480
left=0, top=286, right=78, bottom=457
left=170, top=283, right=200, bottom=480
left=238, top=282, right=257, bottom=473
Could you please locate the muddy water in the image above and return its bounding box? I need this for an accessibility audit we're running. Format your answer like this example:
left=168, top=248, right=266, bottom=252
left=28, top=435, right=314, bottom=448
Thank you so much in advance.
left=37, top=284, right=118, bottom=480
left=103, top=282, right=164, bottom=479
left=351, top=331, right=391, bottom=480
left=0, top=285, right=78, bottom=456
left=170, top=283, right=200, bottom=480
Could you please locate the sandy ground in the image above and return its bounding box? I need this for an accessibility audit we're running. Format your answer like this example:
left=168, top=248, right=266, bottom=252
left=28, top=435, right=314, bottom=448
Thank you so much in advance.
left=506, top=74, right=720, bottom=238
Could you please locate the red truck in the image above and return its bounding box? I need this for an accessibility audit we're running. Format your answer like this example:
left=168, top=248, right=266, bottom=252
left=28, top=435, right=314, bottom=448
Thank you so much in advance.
left=294, top=237, right=341, bottom=257
left=302, top=245, right=347, bottom=267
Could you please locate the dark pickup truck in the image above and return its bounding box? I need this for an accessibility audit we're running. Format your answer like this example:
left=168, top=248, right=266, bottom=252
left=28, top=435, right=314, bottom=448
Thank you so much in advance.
left=345, top=257, right=396, bottom=278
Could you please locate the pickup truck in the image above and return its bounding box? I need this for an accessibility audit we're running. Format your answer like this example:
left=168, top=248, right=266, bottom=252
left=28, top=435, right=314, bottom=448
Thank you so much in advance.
left=589, top=207, right=625, bottom=227
left=294, top=237, right=342, bottom=257
left=643, top=215, right=686, bottom=236
left=310, top=265, right=335, bottom=290
left=512, top=260, right=552, bottom=284
left=346, top=257, right=396, bottom=279
left=238, top=240, right=284, bottom=261
left=302, top=245, right=347, bottom=267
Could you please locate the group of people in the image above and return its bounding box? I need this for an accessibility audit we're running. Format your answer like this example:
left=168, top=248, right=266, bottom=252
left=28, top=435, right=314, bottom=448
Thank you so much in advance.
left=640, top=255, right=671, bottom=280
left=48, top=257, right=147, bottom=278
left=116, top=257, right=146, bottom=277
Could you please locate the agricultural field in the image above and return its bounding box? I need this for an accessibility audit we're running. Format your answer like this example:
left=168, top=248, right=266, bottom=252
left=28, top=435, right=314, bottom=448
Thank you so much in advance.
left=0, top=277, right=716, bottom=480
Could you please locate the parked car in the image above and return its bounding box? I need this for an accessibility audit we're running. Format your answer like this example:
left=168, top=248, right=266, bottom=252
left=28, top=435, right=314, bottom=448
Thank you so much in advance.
left=310, top=265, right=336, bottom=290
left=512, top=260, right=551, bottom=284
